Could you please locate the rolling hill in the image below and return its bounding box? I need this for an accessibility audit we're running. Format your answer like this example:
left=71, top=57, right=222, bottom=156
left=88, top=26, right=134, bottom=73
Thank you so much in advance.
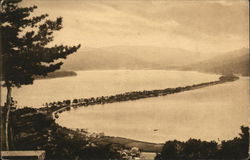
left=180, top=48, right=249, bottom=76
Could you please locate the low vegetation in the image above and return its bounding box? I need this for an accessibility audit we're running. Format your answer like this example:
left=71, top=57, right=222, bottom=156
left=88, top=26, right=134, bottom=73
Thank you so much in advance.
left=155, top=126, right=249, bottom=160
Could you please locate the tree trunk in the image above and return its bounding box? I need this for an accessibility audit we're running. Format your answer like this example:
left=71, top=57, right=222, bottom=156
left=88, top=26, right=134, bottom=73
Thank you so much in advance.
left=5, top=85, right=12, bottom=150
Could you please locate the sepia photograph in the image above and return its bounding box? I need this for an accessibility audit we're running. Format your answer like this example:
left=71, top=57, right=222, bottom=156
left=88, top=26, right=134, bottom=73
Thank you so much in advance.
left=0, top=0, right=249, bottom=159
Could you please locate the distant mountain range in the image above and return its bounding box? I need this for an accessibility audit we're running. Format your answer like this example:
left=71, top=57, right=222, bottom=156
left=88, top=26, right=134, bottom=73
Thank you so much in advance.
left=61, top=46, right=203, bottom=70
left=61, top=46, right=249, bottom=76
left=180, top=48, right=249, bottom=76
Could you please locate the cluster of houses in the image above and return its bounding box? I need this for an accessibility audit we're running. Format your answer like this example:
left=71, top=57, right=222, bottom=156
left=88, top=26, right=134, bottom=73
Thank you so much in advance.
left=47, top=75, right=238, bottom=119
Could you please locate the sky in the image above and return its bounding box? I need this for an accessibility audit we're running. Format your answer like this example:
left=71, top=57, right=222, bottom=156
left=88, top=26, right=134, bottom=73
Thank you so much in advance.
left=21, top=0, right=249, bottom=54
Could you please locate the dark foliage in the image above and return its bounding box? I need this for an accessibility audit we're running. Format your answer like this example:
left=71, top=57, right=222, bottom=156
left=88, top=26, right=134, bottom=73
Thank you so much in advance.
left=156, top=126, right=249, bottom=160
left=8, top=107, right=123, bottom=160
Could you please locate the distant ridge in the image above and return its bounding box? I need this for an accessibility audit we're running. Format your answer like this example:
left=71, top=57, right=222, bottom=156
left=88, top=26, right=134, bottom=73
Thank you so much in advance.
left=61, top=46, right=202, bottom=70
left=180, top=48, right=249, bottom=76
left=61, top=46, right=249, bottom=76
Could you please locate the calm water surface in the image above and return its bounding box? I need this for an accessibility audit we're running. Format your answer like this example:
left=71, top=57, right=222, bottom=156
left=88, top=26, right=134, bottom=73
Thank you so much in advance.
left=1, top=70, right=248, bottom=143
left=56, top=76, right=249, bottom=143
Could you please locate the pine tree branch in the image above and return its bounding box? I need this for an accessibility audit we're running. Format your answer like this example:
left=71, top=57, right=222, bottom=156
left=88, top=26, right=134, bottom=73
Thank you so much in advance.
left=1, top=0, right=81, bottom=87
